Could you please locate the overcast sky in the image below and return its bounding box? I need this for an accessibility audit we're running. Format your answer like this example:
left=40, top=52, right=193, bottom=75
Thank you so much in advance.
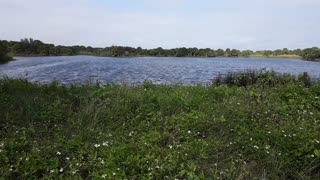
left=0, top=0, right=319, bottom=50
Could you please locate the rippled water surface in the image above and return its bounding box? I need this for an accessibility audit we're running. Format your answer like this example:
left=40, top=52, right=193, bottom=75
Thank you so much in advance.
left=1, top=56, right=320, bottom=84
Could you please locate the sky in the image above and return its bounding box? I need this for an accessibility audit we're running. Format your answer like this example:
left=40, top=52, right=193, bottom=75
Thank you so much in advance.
left=0, top=0, right=319, bottom=50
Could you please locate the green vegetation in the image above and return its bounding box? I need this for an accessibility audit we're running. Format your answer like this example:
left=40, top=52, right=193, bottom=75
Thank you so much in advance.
left=0, top=72, right=319, bottom=179
left=1, top=38, right=320, bottom=61
left=0, top=41, right=13, bottom=63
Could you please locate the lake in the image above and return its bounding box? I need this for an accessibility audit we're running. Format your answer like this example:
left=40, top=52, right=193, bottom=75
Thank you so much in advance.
left=1, top=56, right=320, bottom=85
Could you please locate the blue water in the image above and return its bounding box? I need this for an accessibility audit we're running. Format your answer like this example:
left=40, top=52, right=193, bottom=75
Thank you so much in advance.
left=0, top=56, right=320, bottom=84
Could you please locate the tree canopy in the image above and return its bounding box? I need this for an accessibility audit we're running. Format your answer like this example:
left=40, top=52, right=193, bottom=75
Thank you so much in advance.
left=1, top=38, right=319, bottom=61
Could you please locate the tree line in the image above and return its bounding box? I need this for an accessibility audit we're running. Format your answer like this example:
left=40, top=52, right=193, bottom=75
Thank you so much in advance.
left=1, top=38, right=320, bottom=61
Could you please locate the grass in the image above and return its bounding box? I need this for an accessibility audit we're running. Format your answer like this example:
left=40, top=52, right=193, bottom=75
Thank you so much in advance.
left=0, top=72, right=319, bottom=179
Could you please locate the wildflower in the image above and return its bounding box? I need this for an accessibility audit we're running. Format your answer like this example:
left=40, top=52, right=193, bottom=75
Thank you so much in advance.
left=169, top=145, right=173, bottom=149
left=112, top=172, right=116, bottom=176
left=311, top=154, right=315, bottom=158
left=266, top=151, right=270, bottom=154
left=59, top=168, right=64, bottom=172
left=268, top=131, right=271, bottom=134
left=66, top=157, right=70, bottom=160
left=0, top=149, right=2, bottom=153
left=102, top=142, right=109, bottom=146
left=72, top=170, right=78, bottom=175
left=56, top=151, right=61, bottom=155
left=315, top=140, right=320, bottom=144
left=50, top=170, right=55, bottom=173
left=26, top=157, right=29, bottom=161
left=265, top=145, right=270, bottom=149
left=0, top=143, right=4, bottom=147
left=250, top=138, right=253, bottom=141
left=101, top=160, right=105, bottom=164
left=293, top=134, right=296, bottom=137
left=253, top=145, right=259, bottom=149
left=94, top=144, right=101, bottom=148
left=102, top=174, right=107, bottom=178
left=188, top=130, right=191, bottom=134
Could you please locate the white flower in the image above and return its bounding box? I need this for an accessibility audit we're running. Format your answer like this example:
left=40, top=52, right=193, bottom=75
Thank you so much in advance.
left=101, top=160, right=105, bottom=164
left=59, top=168, right=64, bottom=172
left=315, top=140, right=320, bottom=144
left=56, top=151, right=61, bottom=155
left=188, top=130, right=191, bottom=134
left=169, top=145, right=173, bottom=149
left=0, top=149, right=2, bottom=153
left=253, top=145, right=259, bottom=149
left=266, top=151, right=270, bottom=154
left=72, top=170, right=78, bottom=175
left=0, top=143, right=4, bottom=147
left=112, top=172, right=116, bottom=176
left=102, top=174, right=107, bottom=178
left=66, top=157, right=70, bottom=160
left=94, top=144, right=101, bottom=148
left=311, top=154, right=315, bottom=158
left=102, top=142, right=109, bottom=146
left=250, top=138, right=253, bottom=141
left=50, top=170, right=55, bottom=173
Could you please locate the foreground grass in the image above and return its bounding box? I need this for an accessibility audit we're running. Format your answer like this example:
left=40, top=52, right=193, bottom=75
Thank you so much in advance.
left=0, top=72, right=320, bottom=179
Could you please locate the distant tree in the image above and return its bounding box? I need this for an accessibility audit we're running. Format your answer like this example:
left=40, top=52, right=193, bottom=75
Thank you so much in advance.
left=0, top=41, right=11, bottom=62
left=175, top=48, right=188, bottom=57
left=282, top=48, right=289, bottom=55
left=273, top=49, right=282, bottom=56
left=302, top=47, right=320, bottom=60
left=230, top=49, right=240, bottom=57
left=216, top=49, right=225, bottom=57
left=263, top=50, right=273, bottom=57
left=225, top=48, right=231, bottom=57
left=241, top=50, right=253, bottom=57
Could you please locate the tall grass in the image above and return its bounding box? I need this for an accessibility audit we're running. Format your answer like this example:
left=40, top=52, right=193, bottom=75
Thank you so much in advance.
left=0, top=72, right=319, bottom=179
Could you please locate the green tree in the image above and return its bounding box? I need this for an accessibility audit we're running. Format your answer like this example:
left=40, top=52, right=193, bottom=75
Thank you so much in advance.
left=216, top=49, right=225, bottom=57
left=230, top=49, right=240, bottom=57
